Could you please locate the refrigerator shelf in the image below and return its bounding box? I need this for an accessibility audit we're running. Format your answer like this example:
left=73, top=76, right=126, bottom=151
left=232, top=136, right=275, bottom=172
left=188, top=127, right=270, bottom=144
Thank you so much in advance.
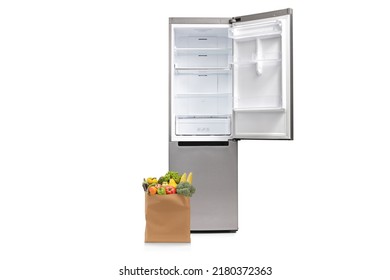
left=234, top=107, right=285, bottom=112
left=176, top=115, right=231, bottom=119
left=174, top=47, right=232, bottom=55
left=174, top=66, right=232, bottom=74
left=174, top=91, right=232, bottom=116
left=175, top=93, right=231, bottom=98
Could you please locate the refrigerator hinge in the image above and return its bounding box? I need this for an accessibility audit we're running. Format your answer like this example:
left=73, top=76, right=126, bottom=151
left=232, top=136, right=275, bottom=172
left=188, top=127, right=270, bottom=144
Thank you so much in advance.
left=229, top=17, right=241, bottom=24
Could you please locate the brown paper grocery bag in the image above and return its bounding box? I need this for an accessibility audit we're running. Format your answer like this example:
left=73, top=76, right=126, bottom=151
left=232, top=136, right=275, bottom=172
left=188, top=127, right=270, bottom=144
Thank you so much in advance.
left=145, top=193, right=191, bottom=243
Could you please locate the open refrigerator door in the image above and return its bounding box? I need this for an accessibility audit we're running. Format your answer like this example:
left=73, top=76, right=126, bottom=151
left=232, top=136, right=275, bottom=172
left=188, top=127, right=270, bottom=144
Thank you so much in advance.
left=230, top=9, right=293, bottom=140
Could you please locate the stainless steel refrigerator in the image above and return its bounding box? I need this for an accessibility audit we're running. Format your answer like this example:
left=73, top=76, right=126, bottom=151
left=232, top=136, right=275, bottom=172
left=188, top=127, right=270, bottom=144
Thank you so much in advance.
left=169, top=9, right=293, bottom=232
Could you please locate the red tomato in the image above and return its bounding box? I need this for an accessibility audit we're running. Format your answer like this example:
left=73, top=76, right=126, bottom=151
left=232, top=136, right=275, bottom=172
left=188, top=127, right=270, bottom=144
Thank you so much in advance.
left=165, top=186, right=176, bottom=194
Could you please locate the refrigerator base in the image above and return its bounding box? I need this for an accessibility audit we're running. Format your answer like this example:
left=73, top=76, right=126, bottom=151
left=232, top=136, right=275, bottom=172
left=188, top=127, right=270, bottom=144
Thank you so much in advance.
left=191, top=230, right=237, bottom=234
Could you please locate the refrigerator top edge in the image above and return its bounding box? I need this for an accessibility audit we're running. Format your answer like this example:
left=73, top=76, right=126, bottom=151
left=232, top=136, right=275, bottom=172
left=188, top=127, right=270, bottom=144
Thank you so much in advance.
left=231, top=8, right=292, bottom=23
left=169, top=8, right=292, bottom=25
left=169, top=17, right=230, bottom=24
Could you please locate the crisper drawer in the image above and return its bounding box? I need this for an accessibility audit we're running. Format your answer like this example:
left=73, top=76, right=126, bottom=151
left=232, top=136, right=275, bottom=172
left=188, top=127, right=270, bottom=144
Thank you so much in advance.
left=176, top=117, right=231, bottom=136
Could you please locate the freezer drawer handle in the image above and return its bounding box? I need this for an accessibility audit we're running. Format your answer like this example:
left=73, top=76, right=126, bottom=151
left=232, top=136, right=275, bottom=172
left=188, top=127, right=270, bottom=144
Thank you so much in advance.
left=198, top=38, right=208, bottom=40
left=178, top=141, right=229, bottom=147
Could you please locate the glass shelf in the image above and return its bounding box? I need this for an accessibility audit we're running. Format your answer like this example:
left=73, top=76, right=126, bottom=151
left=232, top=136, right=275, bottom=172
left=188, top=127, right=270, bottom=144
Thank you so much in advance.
left=174, top=66, right=232, bottom=74
left=175, top=93, right=231, bottom=98
left=174, top=47, right=232, bottom=55
left=176, top=115, right=231, bottom=119
left=234, top=107, right=285, bottom=112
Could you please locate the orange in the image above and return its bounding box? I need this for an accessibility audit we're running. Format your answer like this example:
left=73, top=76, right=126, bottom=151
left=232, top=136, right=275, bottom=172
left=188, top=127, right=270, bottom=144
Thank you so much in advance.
left=148, top=186, right=157, bottom=195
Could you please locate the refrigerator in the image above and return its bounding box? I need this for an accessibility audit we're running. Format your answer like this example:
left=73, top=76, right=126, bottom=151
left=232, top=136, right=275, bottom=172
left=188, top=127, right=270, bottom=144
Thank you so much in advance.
left=169, top=8, right=293, bottom=232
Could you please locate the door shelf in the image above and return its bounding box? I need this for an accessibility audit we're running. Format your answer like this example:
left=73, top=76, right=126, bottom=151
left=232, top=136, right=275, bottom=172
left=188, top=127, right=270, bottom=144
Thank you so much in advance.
left=233, top=107, right=287, bottom=138
left=233, top=58, right=281, bottom=66
left=229, top=31, right=281, bottom=41
left=231, top=20, right=281, bottom=31
left=234, top=107, right=285, bottom=112
left=229, top=20, right=282, bottom=41
left=174, top=66, right=232, bottom=74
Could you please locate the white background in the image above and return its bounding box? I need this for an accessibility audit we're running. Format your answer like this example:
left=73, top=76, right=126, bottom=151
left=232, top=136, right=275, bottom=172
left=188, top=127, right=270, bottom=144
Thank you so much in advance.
left=1, top=0, right=389, bottom=279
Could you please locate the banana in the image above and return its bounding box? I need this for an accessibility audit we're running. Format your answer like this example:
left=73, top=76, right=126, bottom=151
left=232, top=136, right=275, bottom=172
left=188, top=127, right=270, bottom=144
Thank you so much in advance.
left=187, top=172, right=193, bottom=184
left=180, top=173, right=187, bottom=183
left=169, top=178, right=177, bottom=188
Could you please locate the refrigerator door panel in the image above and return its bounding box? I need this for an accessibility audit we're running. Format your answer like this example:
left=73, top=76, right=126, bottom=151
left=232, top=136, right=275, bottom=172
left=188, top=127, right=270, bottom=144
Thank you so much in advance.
left=169, top=141, right=238, bottom=231
left=230, top=9, right=293, bottom=140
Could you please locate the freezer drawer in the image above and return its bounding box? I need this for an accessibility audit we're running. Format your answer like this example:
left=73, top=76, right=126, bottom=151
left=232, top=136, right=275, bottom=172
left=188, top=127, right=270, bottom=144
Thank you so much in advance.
left=169, top=141, right=238, bottom=231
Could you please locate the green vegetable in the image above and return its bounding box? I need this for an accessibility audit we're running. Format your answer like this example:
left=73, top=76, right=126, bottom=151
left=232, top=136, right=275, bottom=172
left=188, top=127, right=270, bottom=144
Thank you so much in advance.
left=157, top=176, right=165, bottom=184
left=177, top=188, right=191, bottom=196
left=166, top=171, right=181, bottom=184
left=176, top=182, right=196, bottom=197
left=157, top=187, right=166, bottom=195
left=159, top=171, right=181, bottom=184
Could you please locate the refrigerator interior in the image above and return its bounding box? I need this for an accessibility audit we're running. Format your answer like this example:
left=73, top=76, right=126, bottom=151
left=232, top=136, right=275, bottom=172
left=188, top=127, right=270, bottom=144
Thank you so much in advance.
left=171, top=25, right=233, bottom=140
left=170, top=13, right=291, bottom=141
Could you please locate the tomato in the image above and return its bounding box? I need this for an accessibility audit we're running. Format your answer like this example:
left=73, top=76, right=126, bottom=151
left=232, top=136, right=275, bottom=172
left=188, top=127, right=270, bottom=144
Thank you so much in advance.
left=165, top=186, right=176, bottom=195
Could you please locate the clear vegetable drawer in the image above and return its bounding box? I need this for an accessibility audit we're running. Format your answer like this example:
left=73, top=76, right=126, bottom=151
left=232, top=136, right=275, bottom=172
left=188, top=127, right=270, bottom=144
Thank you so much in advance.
left=176, top=117, right=231, bottom=136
